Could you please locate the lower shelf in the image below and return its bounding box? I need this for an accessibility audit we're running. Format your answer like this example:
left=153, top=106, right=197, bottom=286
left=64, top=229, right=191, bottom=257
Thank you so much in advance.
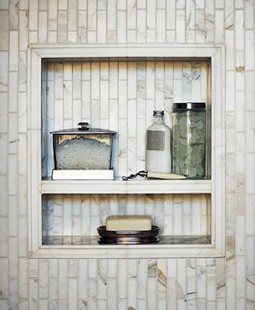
left=43, top=235, right=211, bottom=245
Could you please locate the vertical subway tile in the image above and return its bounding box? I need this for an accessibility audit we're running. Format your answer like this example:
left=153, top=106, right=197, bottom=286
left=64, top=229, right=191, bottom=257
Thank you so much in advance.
left=0, top=0, right=9, bottom=9
left=58, top=10, right=68, bottom=42
left=215, top=9, right=224, bottom=43
left=39, top=260, right=48, bottom=299
left=235, top=10, right=244, bottom=50
left=9, top=279, right=19, bottom=310
left=69, top=278, right=78, bottom=309
left=118, top=260, right=127, bottom=299
left=0, top=52, right=8, bottom=91
left=246, top=236, right=255, bottom=276
left=59, top=0, right=68, bottom=10
left=156, top=9, right=165, bottom=42
left=39, top=11, right=47, bottom=42
left=19, top=259, right=28, bottom=299
left=0, top=11, right=9, bottom=50
left=49, top=0, right=58, bottom=31
left=97, top=10, right=106, bottom=43
left=68, top=0, right=77, bottom=31
left=29, top=0, right=38, bottom=31
left=245, top=0, right=254, bottom=29
left=245, top=30, right=255, bottom=70
left=9, top=31, right=19, bottom=71
left=39, top=0, right=47, bottom=10
left=117, top=11, right=126, bottom=43
left=0, top=217, right=8, bottom=257
left=225, top=0, right=234, bottom=30
left=0, top=93, right=8, bottom=134
left=176, top=10, right=185, bottom=42
left=59, top=259, right=68, bottom=299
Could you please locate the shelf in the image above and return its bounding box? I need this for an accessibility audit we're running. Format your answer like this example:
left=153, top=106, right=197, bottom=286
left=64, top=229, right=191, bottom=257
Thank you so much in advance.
left=31, top=236, right=222, bottom=259
left=41, top=179, right=212, bottom=194
left=43, top=235, right=211, bottom=246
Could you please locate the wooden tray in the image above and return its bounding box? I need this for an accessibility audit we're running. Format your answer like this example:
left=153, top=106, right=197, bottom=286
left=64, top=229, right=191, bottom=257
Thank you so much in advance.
left=97, top=225, right=160, bottom=245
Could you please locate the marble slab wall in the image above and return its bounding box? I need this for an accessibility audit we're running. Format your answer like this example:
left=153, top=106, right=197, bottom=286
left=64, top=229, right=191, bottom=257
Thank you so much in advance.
left=0, top=0, right=254, bottom=309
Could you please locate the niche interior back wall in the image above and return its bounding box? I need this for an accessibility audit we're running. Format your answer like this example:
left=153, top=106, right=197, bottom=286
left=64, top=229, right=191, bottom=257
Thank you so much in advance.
left=0, top=1, right=254, bottom=309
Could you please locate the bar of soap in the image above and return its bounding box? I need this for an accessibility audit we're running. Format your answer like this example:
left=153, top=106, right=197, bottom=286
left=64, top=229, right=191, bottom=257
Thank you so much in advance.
left=106, top=215, right=152, bottom=231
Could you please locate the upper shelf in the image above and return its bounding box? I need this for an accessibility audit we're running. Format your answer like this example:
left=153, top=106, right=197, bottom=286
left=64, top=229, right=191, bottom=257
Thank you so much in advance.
left=41, top=179, right=211, bottom=194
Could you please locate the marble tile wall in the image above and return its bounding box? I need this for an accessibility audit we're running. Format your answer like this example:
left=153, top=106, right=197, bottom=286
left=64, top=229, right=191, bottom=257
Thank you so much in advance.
left=0, top=0, right=254, bottom=309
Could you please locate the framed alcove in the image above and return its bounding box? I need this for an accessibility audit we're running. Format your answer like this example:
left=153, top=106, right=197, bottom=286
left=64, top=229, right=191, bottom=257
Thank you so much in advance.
left=27, top=44, right=225, bottom=258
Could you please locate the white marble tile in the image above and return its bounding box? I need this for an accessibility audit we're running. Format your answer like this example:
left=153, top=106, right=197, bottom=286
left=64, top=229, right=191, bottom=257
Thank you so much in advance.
left=196, top=9, right=205, bottom=42
left=29, top=0, right=38, bottom=31
left=19, top=0, right=28, bottom=10
left=78, top=260, right=88, bottom=299
left=68, top=0, right=77, bottom=31
left=235, top=10, right=245, bottom=50
left=0, top=0, right=9, bottom=9
left=245, top=0, right=254, bottom=29
left=0, top=11, right=9, bottom=50
left=146, top=0, right=155, bottom=32
left=176, top=10, right=185, bottom=42
left=69, top=278, right=78, bottom=309
left=19, top=52, right=27, bottom=92
left=236, top=256, right=245, bottom=298
left=29, top=278, right=39, bottom=309
left=156, top=9, right=165, bottom=42
left=245, top=153, right=255, bottom=194
left=246, top=236, right=255, bottom=276
left=49, top=259, right=58, bottom=278
left=0, top=52, right=8, bottom=91
left=117, top=11, right=126, bottom=43
left=39, top=11, right=47, bottom=42
left=147, top=278, right=157, bottom=310
left=59, top=0, right=67, bottom=10
left=39, top=260, right=48, bottom=299
left=246, top=195, right=255, bottom=235
left=225, top=0, right=234, bottom=30
left=58, top=260, right=68, bottom=299
left=215, top=10, right=224, bottom=43
left=39, top=0, right=47, bottom=10
left=245, top=30, right=255, bottom=70
left=9, top=279, right=19, bottom=310
left=9, top=31, right=18, bottom=71
left=58, top=10, right=67, bottom=42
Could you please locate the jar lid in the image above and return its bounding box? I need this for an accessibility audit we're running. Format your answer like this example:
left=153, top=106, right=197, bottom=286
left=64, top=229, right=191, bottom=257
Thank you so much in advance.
left=50, top=122, right=116, bottom=135
left=173, top=102, right=205, bottom=111
left=153, top=110, right=164, bottom=116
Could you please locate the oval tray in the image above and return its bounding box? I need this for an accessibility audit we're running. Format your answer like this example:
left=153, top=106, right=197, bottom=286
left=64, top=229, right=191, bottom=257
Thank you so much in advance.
left=97, top=225, right=160, bottom=239
left=98, top=236, right=159, bottom=245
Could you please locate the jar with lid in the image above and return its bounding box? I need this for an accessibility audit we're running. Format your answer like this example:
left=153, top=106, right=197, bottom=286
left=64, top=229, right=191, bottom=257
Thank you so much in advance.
left=146, top=110, right=171, bottom=173
left=172, top=102, right=206, bottom=179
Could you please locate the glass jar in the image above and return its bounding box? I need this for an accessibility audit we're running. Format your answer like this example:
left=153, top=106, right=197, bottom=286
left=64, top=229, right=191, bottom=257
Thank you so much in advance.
left=146, top=110, right=171, bottom=173
left=172, top=102, right=206, bottom=178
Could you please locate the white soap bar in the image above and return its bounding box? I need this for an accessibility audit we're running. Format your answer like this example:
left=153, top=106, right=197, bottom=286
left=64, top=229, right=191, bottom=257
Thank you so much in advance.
left=106, top=215, right=152, bottom=231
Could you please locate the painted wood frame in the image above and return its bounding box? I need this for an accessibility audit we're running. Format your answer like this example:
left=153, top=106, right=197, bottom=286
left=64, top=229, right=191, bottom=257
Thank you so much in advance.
left=27, top=44, right=225, bottom=258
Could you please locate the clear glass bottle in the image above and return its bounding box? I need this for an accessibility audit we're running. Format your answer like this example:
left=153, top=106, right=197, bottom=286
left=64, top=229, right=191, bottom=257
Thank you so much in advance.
left=146, top=110, right=171, bottom=173
left=172, top=102, right=206, bottom=178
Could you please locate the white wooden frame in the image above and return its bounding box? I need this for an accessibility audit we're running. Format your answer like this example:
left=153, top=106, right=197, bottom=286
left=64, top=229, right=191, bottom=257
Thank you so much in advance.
left=27, top=44, right=225, bottom=258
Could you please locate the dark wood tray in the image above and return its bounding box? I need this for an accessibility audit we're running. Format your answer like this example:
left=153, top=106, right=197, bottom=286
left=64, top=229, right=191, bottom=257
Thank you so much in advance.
left=98, top=236, right=159, bottom=245
left=97, top=225, right=160, bottom=245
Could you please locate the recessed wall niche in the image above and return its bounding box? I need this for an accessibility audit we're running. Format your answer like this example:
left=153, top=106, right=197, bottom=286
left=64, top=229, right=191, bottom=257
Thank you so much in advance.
left=28, top=44, right=225, bottom=258
left=41, top=58, right=211, bottom=179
